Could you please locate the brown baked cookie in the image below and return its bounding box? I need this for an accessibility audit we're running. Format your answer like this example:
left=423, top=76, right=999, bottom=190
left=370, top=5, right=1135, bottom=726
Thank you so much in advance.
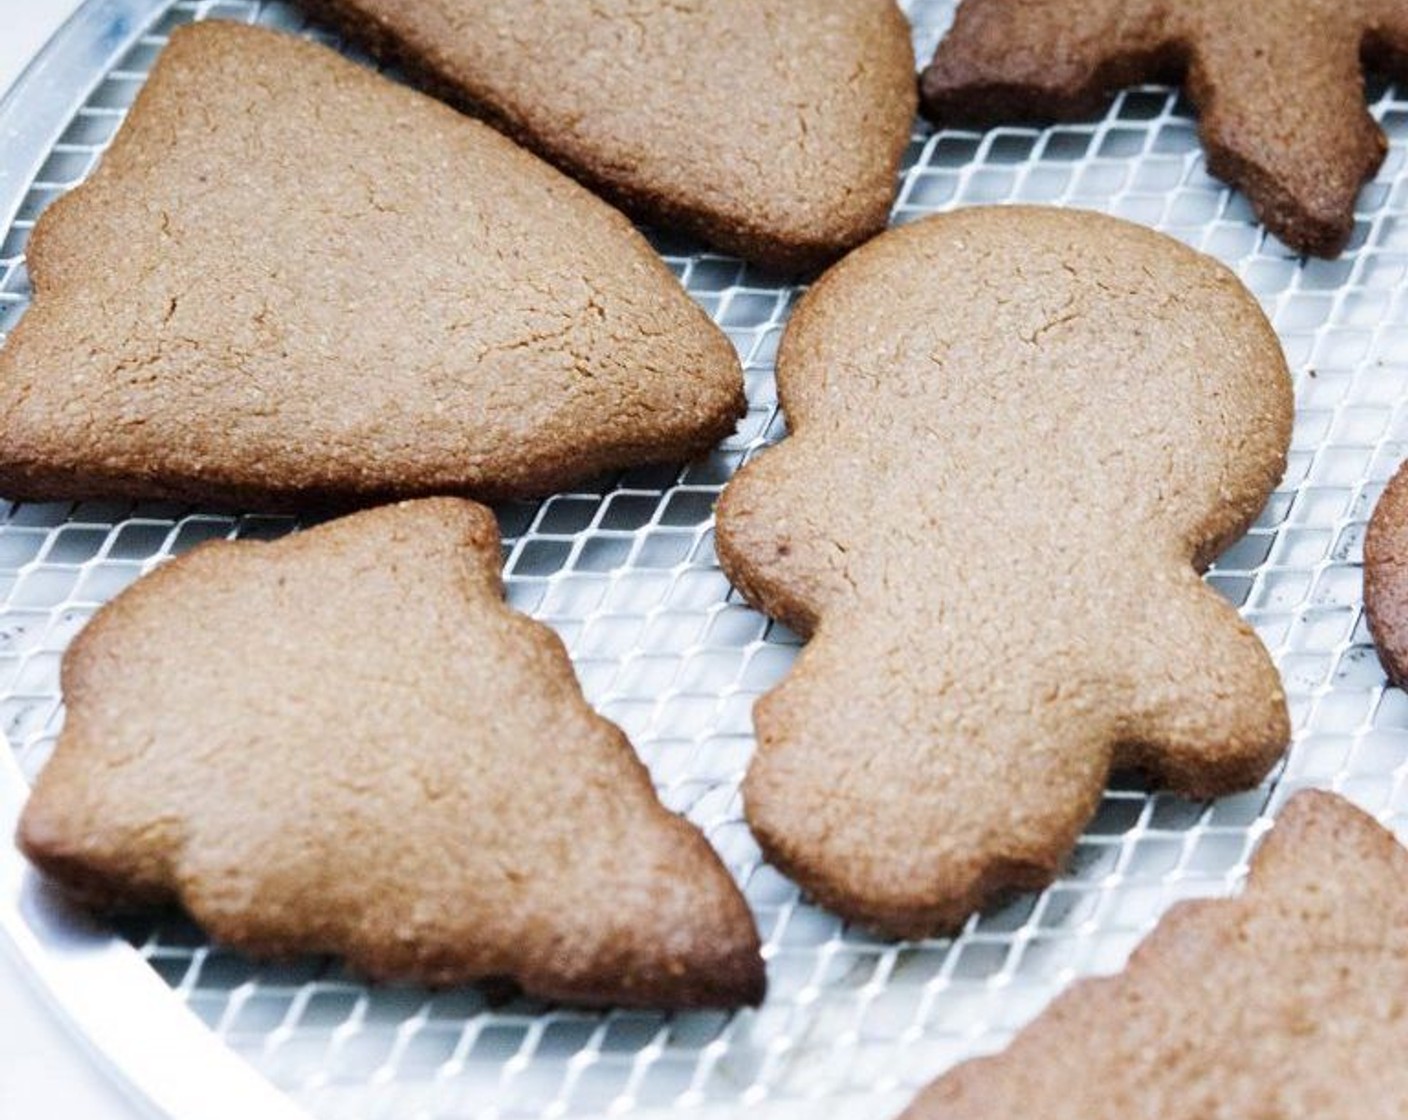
left=1363, top=459, right=1408, bottom=688
left=294, top=0, right=918, bottom=271
left=715, top=206, right=1293, bottom=938
left=17, top=498, right=765, bottom=1008
left=0, top=21, right=744, bottom=511
left=919, top=0, right=1408, bottom=258
left=899, top=790, right=1408, bottom=1120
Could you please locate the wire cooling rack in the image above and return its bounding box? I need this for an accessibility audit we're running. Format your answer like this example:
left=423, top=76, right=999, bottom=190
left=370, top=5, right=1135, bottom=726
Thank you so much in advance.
left=1, top=2, right=1407, bottom=1118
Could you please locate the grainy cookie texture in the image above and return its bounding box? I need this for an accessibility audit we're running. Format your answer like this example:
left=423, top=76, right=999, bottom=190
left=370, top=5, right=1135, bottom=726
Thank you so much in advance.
left=1363, top=459, right=1408, bottom=688
left=0, top=21, right=744, bottom=510
left=295, top=0, right=918, bottom=271
left=899, top=791, right=1408, bottom=1120
left=715, top=206, right=1293, bottom=938
left=920, top=0, right=1408, bottom=257
left=17, top=498, right=765, bottom=1008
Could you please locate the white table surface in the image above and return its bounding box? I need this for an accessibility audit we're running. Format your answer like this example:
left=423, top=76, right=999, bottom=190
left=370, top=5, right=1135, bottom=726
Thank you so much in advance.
left=1, top=3, right=162, bottom=1117
left=0, top=1, right=84, bottom=97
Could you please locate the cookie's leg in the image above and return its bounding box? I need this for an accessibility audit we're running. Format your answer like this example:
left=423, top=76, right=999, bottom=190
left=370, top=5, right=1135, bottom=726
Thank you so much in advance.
left=741, top=624, right=1115, bottom=939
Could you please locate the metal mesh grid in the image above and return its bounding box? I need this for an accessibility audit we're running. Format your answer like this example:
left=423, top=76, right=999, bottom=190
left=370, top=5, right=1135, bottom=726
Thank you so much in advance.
left=2, top=1, right=1408, bottom=1117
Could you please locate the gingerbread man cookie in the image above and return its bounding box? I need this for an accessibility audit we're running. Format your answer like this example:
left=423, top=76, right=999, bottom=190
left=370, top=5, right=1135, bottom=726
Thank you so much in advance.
left=715, top=206, right=1293, bottom=937
left=920, top=0, right=1408, bottom=257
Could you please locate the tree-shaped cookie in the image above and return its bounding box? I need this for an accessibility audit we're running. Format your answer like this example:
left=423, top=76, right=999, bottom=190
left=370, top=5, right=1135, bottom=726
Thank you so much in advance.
left=299, top=0, right=917, bottom=270
left=920, top=0, right=1408, bottom=257
left=19, top=498, right=764, bottom=1008
left=715, top=207, right=1293, bottom=937
left=0, top=22, right=743, bottom=509
left=900, top=791, right=1408, bottom=1119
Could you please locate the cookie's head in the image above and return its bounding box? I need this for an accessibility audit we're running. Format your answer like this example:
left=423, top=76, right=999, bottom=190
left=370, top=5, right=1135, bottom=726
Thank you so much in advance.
left=774, top=206, right=1292, bottom=566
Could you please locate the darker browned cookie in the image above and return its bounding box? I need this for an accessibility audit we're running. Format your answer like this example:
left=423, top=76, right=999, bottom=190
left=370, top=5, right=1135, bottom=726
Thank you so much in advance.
left=899, top=791, right=1408, bottom=1120
left=919, top=0, right=1408, bottom=257
left=715, top=206, right=1293, bottom=939
left=18, top=498, right=765, bottom=1008
left=0, top=21, right=744, bottom=510
left=295, top=0, right=918, bottom=271
left=1363, top=459, right=1408, bottom=687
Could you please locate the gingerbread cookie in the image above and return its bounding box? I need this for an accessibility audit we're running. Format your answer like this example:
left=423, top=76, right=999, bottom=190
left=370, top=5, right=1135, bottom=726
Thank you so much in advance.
left=1363, top=459, right=1408, bottom=688
left=715, top=206, right=1293, bottom=938
left=900, top=791, right=1408, bottom=1120
left=18, top=498, right=765, bottom=1008
left=0, top=21, right=744, bottom=510
left=295, top=0, right=918, bottom=271
left=920, top=0, right=1408, bottom=257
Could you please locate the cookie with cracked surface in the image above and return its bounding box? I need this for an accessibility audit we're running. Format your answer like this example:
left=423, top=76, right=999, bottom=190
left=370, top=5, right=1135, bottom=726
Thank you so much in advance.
left=294, top=0, right=917, bottom=272
left=715, top=206, right=1293, bottom=938
left=0, top=21, right=743, bottom=511
left=1363, top=459, right=1408, bottom=688
left=899, top=790, right=1408, bottom=1120
left=919, top=0, right=1408, bottom=257
left=17, top=498, right=765, bottom=1008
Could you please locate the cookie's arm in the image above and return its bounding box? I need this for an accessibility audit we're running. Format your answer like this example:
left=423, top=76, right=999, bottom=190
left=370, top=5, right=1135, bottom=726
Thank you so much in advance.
left=714, top=444, right=859, bottom=640
left=919, top=0, right=1161, bottom=125
left=1113, top=574, right=1289, bottom=797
